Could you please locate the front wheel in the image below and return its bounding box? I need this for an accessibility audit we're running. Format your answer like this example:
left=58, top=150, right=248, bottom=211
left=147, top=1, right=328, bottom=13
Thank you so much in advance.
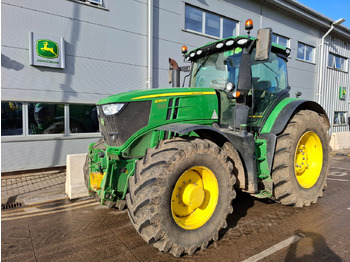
left=272, top=110, right=329, bottom=207
left=126, top=138, right=236, bottom=257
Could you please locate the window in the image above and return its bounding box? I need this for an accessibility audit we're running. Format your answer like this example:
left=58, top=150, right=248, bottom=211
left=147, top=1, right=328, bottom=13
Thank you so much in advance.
left=28, top=103, right=65, bottom=134
left=328, top=53, right=348, bottom=71
left=333, top=111, right=347, bottom=125
left=272, top=33, right=289, bottom=47
left=69, top=104, right=99, bottom=133
left=1, top=101, right=23, bottom=136
left=185, top=4, right=237, bottom=38
left=297, top=42, right=315, bottom=63
left=74, top=0, right=106, bottom=8
left=1, top=101, right=99, bottom=137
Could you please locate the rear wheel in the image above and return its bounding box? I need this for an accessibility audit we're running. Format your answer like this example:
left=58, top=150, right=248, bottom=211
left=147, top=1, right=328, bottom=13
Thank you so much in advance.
left=272, top=110, right=329, bottom=207
left=126, top=138, right=236, bottom=257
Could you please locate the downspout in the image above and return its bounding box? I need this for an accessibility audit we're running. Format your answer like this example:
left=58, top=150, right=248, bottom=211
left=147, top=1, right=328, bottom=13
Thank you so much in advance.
left=317, top=18, right=345, bottom=104
left=317, top=25, right=334, bottom=104
left=147, top=0, right=153, bottom=89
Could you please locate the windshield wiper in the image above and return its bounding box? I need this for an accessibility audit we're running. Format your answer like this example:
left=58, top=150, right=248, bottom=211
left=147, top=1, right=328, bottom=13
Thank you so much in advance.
left=193, top=55, right=211, bottom=78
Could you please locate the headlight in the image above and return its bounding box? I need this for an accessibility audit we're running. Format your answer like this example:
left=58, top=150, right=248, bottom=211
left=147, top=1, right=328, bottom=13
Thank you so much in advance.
left=101, top=103, right=125, bottom=115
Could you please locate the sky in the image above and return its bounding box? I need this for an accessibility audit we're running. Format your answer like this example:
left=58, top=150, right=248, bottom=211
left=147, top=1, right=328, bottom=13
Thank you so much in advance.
left=298, top=0, right=350, bottom=28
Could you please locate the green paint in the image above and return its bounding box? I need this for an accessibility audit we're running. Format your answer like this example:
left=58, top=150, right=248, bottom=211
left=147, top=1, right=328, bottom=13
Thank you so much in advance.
left=260, top=98, right=298, bottom=134
left=36, top=39, right=58, bottom=59
left=255, top=139, right=269, bottom=179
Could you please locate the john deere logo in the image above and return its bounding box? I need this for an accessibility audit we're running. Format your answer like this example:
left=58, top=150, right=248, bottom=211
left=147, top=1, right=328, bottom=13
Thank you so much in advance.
left=36, top=40, right=58, bottom=59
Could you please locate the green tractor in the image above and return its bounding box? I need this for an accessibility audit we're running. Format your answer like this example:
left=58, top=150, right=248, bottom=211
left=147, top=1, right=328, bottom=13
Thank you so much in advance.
left=84, top=20, right=329, bottom=257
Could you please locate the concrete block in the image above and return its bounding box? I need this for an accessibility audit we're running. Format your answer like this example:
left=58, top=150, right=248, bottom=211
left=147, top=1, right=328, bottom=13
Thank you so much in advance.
left=329, top=132, right=350, bottom=150
left=66, top=154, right=89, bottom=199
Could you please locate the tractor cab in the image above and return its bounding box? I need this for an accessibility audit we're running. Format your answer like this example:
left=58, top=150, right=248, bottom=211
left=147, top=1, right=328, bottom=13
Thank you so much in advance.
left=171, top=19, right=291, bottom=131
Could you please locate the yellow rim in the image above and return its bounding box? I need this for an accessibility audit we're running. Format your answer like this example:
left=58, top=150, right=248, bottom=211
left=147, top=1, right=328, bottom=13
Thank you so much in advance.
left=171, top=166, right=219, bottom=230
left=294, top=131, right=323, bottom=188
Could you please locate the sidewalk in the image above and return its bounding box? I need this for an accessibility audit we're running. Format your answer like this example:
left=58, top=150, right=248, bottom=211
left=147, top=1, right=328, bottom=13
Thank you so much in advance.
left=1, top=168, right=67, bottom=209
left=2, top=148, right=350, bottom=210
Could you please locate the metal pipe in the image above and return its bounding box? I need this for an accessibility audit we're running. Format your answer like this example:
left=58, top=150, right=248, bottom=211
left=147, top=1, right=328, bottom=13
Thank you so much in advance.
left=317, top=18, right=345, bottom=104
left=147, top=0, right=153, bottom=89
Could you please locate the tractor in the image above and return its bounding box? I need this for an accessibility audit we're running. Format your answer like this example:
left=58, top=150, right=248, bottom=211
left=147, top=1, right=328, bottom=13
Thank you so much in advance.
left=84, top=20, right=330, bottom=257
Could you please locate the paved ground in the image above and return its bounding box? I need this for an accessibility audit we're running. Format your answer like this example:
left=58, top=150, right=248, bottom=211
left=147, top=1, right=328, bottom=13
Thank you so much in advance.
left=1, top=149, right=350, bottom=261
left=1, top=168, right=66, bottom=208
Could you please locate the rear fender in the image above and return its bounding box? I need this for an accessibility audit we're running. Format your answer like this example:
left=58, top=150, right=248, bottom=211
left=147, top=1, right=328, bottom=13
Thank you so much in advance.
left=259, top=99, right=330, bottom=173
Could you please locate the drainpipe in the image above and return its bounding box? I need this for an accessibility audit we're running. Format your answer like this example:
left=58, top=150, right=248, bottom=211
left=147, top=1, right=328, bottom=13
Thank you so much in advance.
left=147, top=0, right=153, bottom=89
left=317, top=18, right=345, bottom=104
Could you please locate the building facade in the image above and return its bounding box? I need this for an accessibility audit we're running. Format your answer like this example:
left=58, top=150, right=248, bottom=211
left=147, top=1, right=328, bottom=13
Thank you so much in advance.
left=2, top=0, right=350, bottom=172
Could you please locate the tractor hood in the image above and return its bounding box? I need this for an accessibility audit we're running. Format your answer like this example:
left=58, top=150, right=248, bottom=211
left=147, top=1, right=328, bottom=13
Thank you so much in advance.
left=97, top=87, right=217, bottom=104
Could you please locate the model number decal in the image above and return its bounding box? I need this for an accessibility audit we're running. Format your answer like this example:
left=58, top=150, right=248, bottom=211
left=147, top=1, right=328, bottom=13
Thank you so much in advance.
left=155, top=99, right=167, bottom=103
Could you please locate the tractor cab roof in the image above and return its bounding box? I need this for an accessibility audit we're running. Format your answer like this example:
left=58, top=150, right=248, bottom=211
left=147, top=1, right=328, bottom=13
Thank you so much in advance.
left=185, top=35, right=290, bottom=62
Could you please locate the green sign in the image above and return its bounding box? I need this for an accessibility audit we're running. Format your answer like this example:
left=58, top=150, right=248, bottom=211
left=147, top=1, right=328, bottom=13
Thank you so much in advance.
left=339, top=86, right=346, bottom=100
left=29, top=32, right=65, bottom=69
left=36, top=40, right=58, bottom=59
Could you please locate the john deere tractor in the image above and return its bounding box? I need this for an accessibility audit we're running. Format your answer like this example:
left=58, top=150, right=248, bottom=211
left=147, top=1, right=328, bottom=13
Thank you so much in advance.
left=84, top=20, right=329, bottom=257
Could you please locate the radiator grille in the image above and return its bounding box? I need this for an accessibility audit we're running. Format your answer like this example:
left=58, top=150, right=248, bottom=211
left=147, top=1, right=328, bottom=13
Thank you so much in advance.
left=99, top=101, right=151, bottom=147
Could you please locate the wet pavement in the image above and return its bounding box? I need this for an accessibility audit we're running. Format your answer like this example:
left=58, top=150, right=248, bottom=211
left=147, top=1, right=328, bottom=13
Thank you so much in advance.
left=1, top=153, right=350, bottom=261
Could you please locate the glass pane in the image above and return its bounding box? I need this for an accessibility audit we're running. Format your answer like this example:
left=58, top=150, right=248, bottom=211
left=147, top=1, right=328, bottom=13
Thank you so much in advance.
left=335, top=56, right=341, bottom=69
left=278, top=36, right=288, bottom=47
left=223, top=18, right=236, bottom=38
left=328, top=53, right=334, bottom=67
left=190, top=48, right=242, bottom=89
left=28, top=103, right=64, bottom=134
left=1, top=101, right=23, bottom=136
left=297, top=43, right=304, bottom=60
left=252, top=51, right=289, bottom=119
left=305, top=45, right=314, bottom=62
left=333, top=112, right=339, bottom=124
left=205, top=12, right=220, bottom=37
left=185, top=5, right=203, bottom=33
left=69, top=104, right=99, bottom=133
left=271, top=34, right=278, bottom=44
left=340, top=58, right=346, bottom=71
left=339, top=112, right=346, bottom=124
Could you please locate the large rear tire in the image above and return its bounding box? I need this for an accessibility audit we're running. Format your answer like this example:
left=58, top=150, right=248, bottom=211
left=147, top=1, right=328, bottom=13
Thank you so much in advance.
left=272, top=110, right=329, bottom=207
left=126, top=138, right=236, bottom=257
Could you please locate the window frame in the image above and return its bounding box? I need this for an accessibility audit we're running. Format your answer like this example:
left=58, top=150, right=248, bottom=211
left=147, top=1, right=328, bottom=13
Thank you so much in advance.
left=1, top=101, right=101, bottom=141
left=68, top=0, right=108, bottom=10
left=296, top=42, right=315, bottom=64
left=333, top=111, right=348, bottom=126
left=328, top=52, right=348, bottom=72
left=272, top=33, right=290, bottom=48
left=183, top=4, right=238, bottom=39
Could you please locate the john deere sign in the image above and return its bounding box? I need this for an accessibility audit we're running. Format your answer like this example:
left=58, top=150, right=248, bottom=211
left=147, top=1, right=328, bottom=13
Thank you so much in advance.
left=29, top=32, right=65, bottom=68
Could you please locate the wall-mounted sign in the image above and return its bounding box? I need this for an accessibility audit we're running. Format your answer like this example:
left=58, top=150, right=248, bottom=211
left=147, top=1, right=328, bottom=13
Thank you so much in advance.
left=339, top=86, right=346, bottom=100
left=29, top=32, right=65, bottom=69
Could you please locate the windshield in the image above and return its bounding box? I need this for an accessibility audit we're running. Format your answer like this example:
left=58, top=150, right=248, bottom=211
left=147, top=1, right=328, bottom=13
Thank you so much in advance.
left=190, top=48, right=243, bottom=89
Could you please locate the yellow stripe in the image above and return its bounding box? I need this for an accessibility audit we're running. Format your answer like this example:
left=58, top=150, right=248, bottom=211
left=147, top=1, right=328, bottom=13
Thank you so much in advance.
left=131, top=91, right=216, bottom=100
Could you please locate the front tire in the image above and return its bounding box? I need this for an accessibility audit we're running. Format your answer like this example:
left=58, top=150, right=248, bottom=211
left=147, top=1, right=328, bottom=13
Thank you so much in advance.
left=126, top=138, right=236, bottom=257
left=272, top=110, right=329, bottom=207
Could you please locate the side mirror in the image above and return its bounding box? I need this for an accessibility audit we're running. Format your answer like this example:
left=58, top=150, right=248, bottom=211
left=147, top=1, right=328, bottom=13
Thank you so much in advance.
left=255, top=28, right=272, bottom=61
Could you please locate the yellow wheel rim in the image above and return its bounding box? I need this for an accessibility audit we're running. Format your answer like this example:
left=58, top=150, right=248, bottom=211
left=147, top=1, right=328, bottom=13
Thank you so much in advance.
left=294, top=131, right=323, bottom=188
left=171, top=166, right=219, bottom=230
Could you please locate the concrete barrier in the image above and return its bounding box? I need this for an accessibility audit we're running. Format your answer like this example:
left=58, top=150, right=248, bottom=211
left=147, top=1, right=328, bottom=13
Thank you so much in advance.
left=330, top=131, right=350, bottom=150
left=65, top=154, right=89, bottom=199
